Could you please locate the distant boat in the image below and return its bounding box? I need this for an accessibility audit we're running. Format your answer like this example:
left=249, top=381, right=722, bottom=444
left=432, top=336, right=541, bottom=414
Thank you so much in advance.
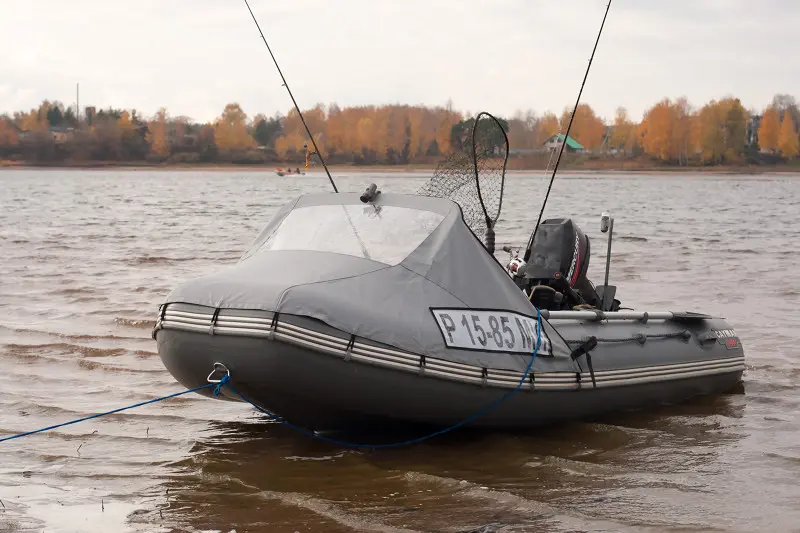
left=274, top=167, right=305, bottom=177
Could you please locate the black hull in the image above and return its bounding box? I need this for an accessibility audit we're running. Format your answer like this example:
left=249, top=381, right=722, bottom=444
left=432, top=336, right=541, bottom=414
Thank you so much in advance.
left=157, top=328, right=744, bottom=432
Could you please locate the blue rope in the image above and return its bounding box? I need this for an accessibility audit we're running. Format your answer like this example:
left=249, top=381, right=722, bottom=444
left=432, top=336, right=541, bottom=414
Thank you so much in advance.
left=212, top=375, right=230, bottom=396
left=221, top=308, right=543, bottom=449
left=0, top=309, right=541, bottom=449
left=0, top=382, right=216, bottom=443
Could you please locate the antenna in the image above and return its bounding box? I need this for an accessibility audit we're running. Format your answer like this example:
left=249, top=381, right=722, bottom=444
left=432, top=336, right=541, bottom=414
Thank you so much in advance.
left=524, top=0, right=612, bottom=262
left=241, top=0, right=339, bottom=193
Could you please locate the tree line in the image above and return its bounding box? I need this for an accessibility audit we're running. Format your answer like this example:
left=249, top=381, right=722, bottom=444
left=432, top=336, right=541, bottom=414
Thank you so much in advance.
left=0, top=94, right=798, bottom=167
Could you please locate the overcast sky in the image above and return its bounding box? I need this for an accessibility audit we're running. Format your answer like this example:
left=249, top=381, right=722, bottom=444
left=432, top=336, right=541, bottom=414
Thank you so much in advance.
left=1, top=0, right=797, bottom=123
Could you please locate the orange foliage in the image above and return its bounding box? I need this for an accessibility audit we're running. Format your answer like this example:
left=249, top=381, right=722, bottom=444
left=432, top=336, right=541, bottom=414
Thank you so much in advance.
left=214, top=103, right=255, bottom=152
left=5, top=93, right=800, bottom=167
left=435, top=109, right=462, bottom=156
left=17, top=109, right=49, bottom=133
left=610, top=107, right=637, bottom=153
left=273, top=104, right=464, bottom=162
left=640, top=99, right=674, bottom=161
left=692, top=98, right=747, bottom=164
left=117, top=110, right=135, bottom=135
left=759, top=106, right=780, bottom=153
left=537, top=113, right=560, bottom=144
left=640, top=98, right=692, bottom=163
left=148, top=108, right=169, bottom=157
left=559, top=104, right=606, bottom=150
left=276, top=107, right=318, bottom=157
left=0, top=120, right=19, bottom=148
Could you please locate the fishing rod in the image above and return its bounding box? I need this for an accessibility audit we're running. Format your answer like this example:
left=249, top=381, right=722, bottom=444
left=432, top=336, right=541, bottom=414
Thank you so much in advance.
left=524, top=0, right=612, bottom=262
left=242, top=0, right=339, bottom=193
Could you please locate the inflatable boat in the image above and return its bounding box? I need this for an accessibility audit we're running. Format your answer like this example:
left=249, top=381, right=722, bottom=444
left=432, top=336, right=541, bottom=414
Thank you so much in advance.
left=153, top=115, right=744, bottom=432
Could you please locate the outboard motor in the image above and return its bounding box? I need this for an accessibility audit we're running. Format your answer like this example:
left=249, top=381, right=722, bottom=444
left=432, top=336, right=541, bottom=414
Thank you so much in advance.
left=520, top=218, right=601, bottom=310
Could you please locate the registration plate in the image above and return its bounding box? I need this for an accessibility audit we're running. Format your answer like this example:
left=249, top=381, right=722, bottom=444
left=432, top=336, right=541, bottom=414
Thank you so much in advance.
left=430, top=308, right=551, bottom=355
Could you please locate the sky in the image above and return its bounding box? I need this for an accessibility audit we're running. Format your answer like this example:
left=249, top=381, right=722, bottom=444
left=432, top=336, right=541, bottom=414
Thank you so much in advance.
left=1, top=0, right=798, bottom=124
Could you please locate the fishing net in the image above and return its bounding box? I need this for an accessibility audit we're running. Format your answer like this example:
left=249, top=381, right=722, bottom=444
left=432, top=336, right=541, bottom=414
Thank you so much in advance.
left=417, top=112, right=509, bottom=240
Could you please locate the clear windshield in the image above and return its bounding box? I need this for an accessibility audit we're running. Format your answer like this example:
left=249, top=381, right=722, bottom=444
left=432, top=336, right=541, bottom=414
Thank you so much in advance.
left=249, top=204, right=445, bottom=266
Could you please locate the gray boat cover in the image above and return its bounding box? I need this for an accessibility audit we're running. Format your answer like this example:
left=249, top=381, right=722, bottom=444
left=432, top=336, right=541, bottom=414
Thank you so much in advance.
left=164, top=192, right=572, bottom=372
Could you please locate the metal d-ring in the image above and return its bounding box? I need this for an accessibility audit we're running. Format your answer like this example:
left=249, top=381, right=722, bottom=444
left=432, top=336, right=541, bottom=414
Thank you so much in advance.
left=206, top=362, right=231, bottom=384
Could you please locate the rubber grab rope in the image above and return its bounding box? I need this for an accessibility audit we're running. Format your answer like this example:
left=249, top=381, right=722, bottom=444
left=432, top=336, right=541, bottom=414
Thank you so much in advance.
left=565, top=329, right=691, bottom=345
left=1, top=310, right=542, bottom=448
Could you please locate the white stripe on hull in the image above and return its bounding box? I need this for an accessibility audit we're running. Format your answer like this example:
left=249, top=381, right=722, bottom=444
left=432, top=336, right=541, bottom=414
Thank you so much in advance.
left=158, top=307, right=745, bottom=392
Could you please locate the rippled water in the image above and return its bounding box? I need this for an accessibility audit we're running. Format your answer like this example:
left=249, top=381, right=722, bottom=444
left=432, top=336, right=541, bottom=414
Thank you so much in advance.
left=1, top=169, right=798, bottom=532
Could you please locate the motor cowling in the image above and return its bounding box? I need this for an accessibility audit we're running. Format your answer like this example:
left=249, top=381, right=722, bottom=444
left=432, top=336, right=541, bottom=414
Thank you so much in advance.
left=523, top=218, right=591, bottom=287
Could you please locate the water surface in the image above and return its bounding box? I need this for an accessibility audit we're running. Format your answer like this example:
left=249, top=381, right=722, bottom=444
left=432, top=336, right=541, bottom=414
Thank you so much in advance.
left=0, top=169, right=798, bottom=532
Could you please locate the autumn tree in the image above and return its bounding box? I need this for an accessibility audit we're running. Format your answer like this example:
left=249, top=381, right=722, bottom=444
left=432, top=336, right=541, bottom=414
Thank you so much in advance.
left=0, top=118, right=19, bottom=153
left=356, top=114, right=376, bottom=158
left=16, top=107, right=49, bottom=133
left=537, top=112, right=560, bottom=144
left=434, top=106, right=462, bottom=156
left=416, top=107, right=445, bottom=157
left=502, top=110, right=540, bottom=151
left=507, top=116, right=533, bottom=151
left=778, top=114, right=799, bottom=158
left=117, top=110, right=133, bottom=131
left=324, top=104, right=347, bottom=156
left=639, top=98, right=694, bottom=163
left=559, top=104, right=605, bottom=150
left=758, top=106, right=780, bottom=153
left=610, top=107, right=636, bottom=153
left=771, top=94, right=800, bottom=133
left=214, top=103, right=256, bottom=152
left=723, top=98, right=748, bottom=161
left=640, top=99, right=674, bottom=161
left=4, top=93, right=795, bottom=167
left=115, top=110, right=147, bottom=160
left=148, top=108, right=169, bottom=158
left=275, top=109, right=309, bottom=159
left=382, top=106, right=411, bottom=163
left=274, top=105, right=328, bottom=159
left=671, top=97, right=693, bottom=165
left=691, top=98, right=747, bottom=164
left=694, top=101, right=725, bottom=164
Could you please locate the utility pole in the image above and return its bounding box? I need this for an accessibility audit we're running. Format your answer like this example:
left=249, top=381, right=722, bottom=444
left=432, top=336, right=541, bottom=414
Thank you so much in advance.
left=76, top=83, right=80, bottom=128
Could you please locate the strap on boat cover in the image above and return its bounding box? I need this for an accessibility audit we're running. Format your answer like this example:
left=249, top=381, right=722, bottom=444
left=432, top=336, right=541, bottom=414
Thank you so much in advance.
left=570, top=336, right=598, bottom=388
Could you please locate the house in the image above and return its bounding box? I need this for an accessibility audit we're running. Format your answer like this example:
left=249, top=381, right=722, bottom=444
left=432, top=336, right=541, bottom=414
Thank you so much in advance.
left=17, top=125, right=76, bottom=144
left=49, top=126, right=75, bottom=144
left=543, top=133, right=584, bottom=153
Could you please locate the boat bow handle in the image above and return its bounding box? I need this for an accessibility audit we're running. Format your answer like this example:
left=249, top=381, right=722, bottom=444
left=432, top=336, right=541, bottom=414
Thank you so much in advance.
left=207, top=362, right=231, bottom=384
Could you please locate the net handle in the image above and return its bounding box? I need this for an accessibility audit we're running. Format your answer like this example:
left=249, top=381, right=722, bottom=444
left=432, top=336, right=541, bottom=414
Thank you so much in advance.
left=471, top=111, right=509, bottom=227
